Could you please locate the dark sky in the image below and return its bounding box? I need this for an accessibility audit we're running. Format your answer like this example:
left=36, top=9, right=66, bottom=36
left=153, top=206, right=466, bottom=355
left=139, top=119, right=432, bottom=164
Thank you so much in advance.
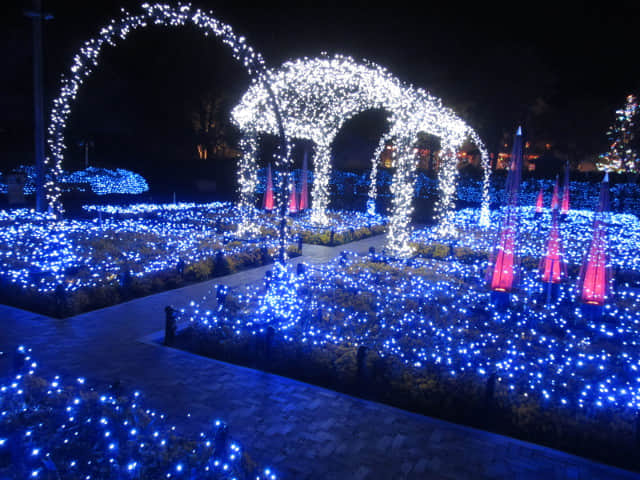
left=2, top=1, right=640, bottom=177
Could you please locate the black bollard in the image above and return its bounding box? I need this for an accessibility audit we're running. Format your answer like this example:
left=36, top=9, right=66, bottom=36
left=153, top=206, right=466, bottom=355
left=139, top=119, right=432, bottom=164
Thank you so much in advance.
left=214, top=422, right=229, bottom=458
left=339, top=251, right=348, bottom=266
left=297, top=235, right=303, bottom=252
left=54, top=284, right=67, bottom=317
left=484, top=372, right=496, bottom=419
left=368, top=246, right=376, bottom=256
left=356, top=345, right=368, bottom=378
left=164, top=306, right=177, bottom=346
left=330, top=229, right=335, bottom=245
left=265, top=326, right=275, bottom=359
left=296, top=262, right=306, bottom=276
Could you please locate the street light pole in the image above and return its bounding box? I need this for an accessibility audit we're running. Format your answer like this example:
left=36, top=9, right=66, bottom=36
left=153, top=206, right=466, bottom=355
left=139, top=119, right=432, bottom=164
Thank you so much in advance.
left=25, top=0, right=53, bottom=212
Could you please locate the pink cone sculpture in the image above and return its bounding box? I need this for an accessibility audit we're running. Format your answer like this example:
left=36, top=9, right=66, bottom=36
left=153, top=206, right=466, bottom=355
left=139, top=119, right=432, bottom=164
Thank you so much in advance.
left=540, top=210, right=566, bottom=284
left=489, top=127, right=523, bottom=294
left=578, top=173, right=611, bottom=306
left=289, top=181, right=298, bottom=214
left=299, top=152, right=309, bottom=211
left=263, top=163, right=274, bottom=211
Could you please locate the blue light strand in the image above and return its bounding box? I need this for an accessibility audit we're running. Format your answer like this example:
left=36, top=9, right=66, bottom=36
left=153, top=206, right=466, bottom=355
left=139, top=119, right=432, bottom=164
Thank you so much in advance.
left=0, top=346, right=278, bottom=479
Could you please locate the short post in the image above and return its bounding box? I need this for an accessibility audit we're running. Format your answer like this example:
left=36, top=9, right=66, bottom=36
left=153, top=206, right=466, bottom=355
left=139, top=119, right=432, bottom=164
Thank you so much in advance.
left=264, top=270, right=273, bottom=290
left=368, top=246, right=376, bottom=256
left=484, top=372, right=496, bottom=423
left=214, top=422, right=229, bottom=458
left=164, top=306, right=177, bottom=346
left=339, top=251, right=348, bottom=266
left=296, top=262, right=306, bottom=276
left=297, top=234, right=303, bottom=252
left=329, top=228, right=335, bottom=245
left=54, top=283, right=67, bottom=317
left=356, top=345, right=368, bottom=378
left=265, top=326, right=275, bottom=359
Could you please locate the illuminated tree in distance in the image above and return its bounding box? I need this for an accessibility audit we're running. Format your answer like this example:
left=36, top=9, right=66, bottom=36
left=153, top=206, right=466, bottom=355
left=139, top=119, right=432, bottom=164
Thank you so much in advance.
left=597, top=94, right=639, bottom=173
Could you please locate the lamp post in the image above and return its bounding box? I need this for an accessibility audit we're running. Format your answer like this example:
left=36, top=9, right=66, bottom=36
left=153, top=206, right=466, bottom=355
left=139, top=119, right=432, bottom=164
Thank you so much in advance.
left=25, top=0, right=53, bottom=213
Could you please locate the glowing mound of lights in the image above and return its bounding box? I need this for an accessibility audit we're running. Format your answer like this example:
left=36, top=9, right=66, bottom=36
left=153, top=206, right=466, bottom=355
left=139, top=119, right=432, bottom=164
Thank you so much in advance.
left=232, top=54, right=491, bottom=256
left=411, top=207, right=640, bottom=272
left=0, top=346, right=278, bottom=479
left=179, top=252, right=640, bottom=414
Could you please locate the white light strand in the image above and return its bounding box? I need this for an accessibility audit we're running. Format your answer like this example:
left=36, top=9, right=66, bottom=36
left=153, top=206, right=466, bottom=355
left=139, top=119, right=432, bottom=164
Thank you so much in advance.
left=46, top=3, right=266, bottom=216
left=232, top=55, right=491, bottom=256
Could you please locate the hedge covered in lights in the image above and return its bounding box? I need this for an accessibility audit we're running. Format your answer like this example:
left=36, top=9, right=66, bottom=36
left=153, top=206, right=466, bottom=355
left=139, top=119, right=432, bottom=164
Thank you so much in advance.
left=0, top=166, right=148, bottom=196
left=411, top=207, right=640, bottom=274
left=256, top=168, right=640, bottom=215
left=173, top=249, right=640, bottom=469
left=0, top=203, right=300, bottom=317
left=0, top=347, right=277, bottom=479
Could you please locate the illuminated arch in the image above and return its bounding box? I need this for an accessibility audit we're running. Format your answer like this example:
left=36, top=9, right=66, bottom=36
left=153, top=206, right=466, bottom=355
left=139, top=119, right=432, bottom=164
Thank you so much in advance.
left=45, top=3, right=270, bottom=216
left=232, top=55, right=491, bottom=256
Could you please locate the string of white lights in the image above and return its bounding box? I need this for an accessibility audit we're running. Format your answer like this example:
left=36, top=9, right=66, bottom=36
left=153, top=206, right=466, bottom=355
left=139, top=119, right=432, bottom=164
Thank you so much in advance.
left=45, top=3, right=268, bottom=217
left=232, top=55, right=491, bottom=256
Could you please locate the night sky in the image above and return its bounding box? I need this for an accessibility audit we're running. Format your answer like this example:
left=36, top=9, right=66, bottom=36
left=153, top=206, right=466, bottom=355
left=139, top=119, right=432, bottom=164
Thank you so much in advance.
left=2, top=1, right=640, bottom=189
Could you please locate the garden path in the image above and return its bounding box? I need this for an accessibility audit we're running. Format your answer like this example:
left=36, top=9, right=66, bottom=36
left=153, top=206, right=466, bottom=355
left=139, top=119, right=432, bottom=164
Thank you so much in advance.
left=0, top=234, right=638, bottom=479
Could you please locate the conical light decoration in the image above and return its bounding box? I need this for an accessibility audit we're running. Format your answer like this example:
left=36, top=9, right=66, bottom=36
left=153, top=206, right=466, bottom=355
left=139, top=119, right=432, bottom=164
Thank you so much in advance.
left=263, top=163, right=274, bottom=211
left=578, top=173, right=612, bottom=306
left=535, top=188, right=544, bottom=214
left=488, top=126, right=523, bottom=293
left=540, top=210, right=566, bottom=284
left=561, top=163, right=570, bottom=215
left=289, top=181, right=298, bottom=214
left=299, top=150, right=309, bottom=211
left=551, top=176, right=560, bottom=211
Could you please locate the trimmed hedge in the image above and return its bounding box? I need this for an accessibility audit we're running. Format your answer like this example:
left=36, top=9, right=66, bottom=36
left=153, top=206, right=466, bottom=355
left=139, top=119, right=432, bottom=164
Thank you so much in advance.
left=0, top=244, right=301, bottom=318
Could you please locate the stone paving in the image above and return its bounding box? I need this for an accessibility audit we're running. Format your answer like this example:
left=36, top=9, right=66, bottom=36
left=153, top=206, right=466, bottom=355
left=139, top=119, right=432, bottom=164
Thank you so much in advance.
left=0, top=234, right=638, bottom=479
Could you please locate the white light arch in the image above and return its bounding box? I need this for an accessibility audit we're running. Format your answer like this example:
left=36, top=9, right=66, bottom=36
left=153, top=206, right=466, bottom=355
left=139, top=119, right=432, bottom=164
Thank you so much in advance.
left=45, top=3, right=271, bottom=216
left=232, top=55, right=491, bottom=256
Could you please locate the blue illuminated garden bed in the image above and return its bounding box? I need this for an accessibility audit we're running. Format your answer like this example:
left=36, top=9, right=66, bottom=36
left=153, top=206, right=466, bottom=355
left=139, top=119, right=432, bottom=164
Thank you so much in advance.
left=290, top=210, right=387, bottom=246
left=172, top=253, right=640, bottom=472
left=411, top=207, right=640, bottom=282
left=0, top=347, right=278, bottom=479
left=0, top=204, right=300, bottom=317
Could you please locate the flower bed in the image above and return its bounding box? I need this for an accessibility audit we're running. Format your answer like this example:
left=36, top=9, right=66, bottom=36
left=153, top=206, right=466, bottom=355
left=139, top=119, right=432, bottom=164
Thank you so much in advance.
left=411, top=207, right=640, bottom=282
left=0, top=346, right=278, bottom=479
left=290, top=210, right=387, bottom=246
left=172, top=254, right=640, bottom=471
left=0, top=205, right=300, bottom=317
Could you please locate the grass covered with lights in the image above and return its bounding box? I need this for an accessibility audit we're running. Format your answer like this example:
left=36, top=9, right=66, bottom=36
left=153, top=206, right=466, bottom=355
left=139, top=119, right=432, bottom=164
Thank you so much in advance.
left=412, top=207, right=640, bottom=279
left=174, top=251, right=640, bottom=470
left=0, top=203, right=386, bottom=317
left=0, top=347, right=278, bottom=479
left=0, top=203, right=299, bottom=317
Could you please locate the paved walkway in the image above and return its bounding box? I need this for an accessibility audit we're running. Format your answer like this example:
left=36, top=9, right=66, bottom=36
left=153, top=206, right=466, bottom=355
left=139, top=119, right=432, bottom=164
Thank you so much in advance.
left=0, top=234, right=638, bottom=479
